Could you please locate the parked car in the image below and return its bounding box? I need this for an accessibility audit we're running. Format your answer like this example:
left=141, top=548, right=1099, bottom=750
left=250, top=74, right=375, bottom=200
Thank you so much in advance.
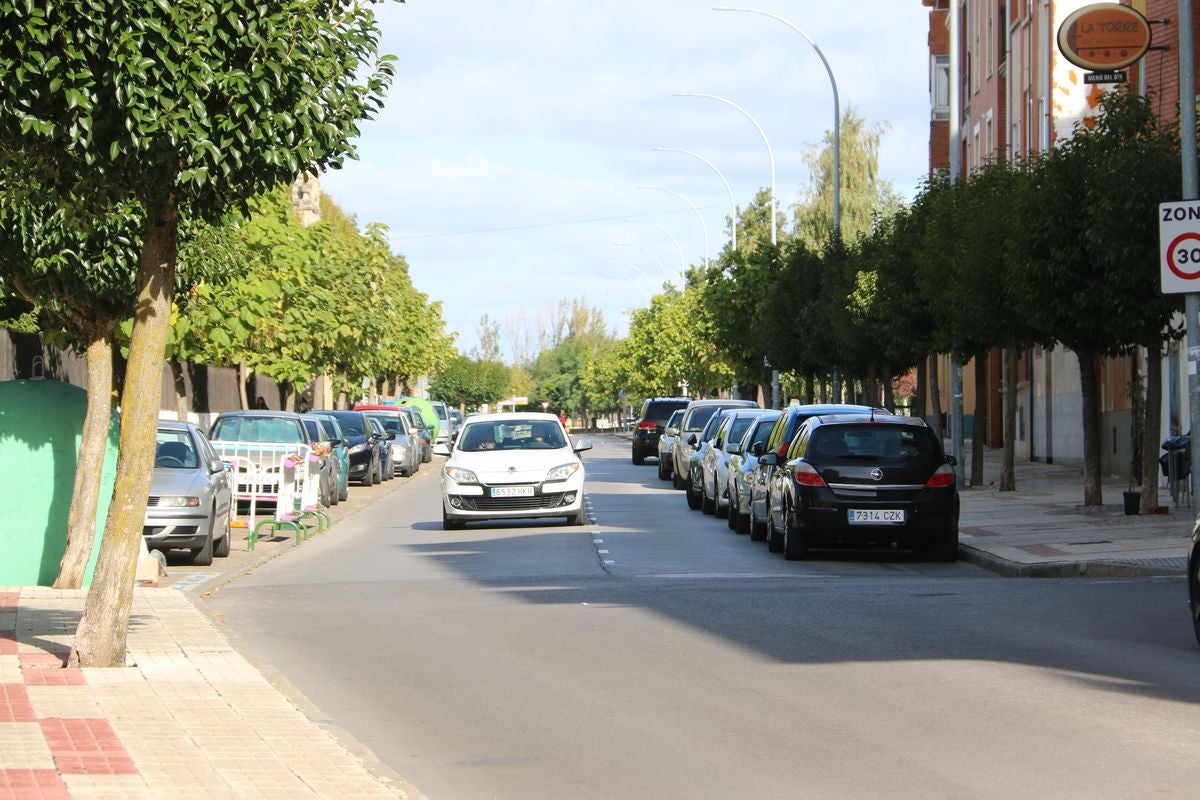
left=1189, top=517, right=1200, bottom=647
left=761, top=413, right=959, bottom=561
left=698, top=408, right=774, bottom=518
left=399, top=397, right=443, bottom=449
left=144, top=421, right=233, bottom=566
left=356, top=405, right=422, bottom=477
left=631, top=396, right=690, bottom=466
left=208, top=410, right=339, bottom=509
left=316, top=410, right=384, bottom=486
left=726, top=410, right=781, bottom=535
left=748, top=404, right=889, bottom=542
left=400, top=405, right=433, bottom=463
left=672, top=399, right=760, bottom=492
left=430, top=400, right=455, bottom=446
left=657, top=409, right=686, bottom=481
left=304, top=412, right=351, bottom=502
left=437, top=412, right=592, bottom=529
left=367, top=416, right=396, bottom=481
left=685, top=408, right=737, bottom=510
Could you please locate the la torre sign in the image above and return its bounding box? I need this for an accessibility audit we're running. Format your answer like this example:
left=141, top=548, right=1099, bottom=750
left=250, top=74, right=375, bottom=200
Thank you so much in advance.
left=1057, top=3, right=1152, bottom=73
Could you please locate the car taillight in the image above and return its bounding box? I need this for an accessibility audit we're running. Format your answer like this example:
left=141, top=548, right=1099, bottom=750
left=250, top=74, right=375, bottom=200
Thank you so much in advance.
left=925, top=464, right=956, bottom=488
left=637, top=420, right=658, bottom=430
left=779, top=442, right=790, bottom=459
left=793, top=462, right=827, bottom=487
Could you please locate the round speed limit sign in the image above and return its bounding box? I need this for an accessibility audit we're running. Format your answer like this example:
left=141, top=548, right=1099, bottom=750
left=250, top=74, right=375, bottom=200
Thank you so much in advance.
left=1167, top=232, right=1200, bottom=280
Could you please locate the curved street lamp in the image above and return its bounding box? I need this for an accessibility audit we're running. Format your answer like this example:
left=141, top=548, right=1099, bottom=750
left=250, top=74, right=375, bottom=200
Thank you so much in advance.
left=713, top=6, right=841, bottom=235
left=652, top=147, right=739, bottom=251
left=622, top=218, right=686, bottom=282
left=674, top=92, right=776, bottom=246
left=637, top=185, right=709, bottom=272
left=611, top=244, right=668, bottom=285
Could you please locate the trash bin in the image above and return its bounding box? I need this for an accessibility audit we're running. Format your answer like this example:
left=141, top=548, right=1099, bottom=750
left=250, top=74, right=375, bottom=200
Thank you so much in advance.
left=1160, top=433, right=1191, bottom=479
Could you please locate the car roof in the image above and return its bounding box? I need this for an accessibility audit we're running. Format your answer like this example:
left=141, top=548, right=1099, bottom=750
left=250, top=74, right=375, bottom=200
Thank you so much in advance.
left=685, top=398, right=759, bottom=407
left=462, top=412, right=561, bottom=424
left=786, top=403, right=888, bottom=416
left=157, top=420, right=192, bottom=431
left=810, top=413, right=929, bottom=428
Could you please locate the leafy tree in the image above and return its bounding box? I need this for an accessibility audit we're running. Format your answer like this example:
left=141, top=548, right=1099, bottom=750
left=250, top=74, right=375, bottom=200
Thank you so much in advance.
left=431, top=355, right=509, bottom=411
left=0, top=0, right=397, bottom=665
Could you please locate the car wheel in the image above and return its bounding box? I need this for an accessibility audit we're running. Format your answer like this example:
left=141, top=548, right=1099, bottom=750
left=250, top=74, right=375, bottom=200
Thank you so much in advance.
left=783, top=509, right=808, bottom=561
left=338, top=479, right=349, bottom=502
left=673, top=468, right=685, bottom=490
left=191, top=521, right=215, bottom=566
left=568, top=510, right=586, bottom=526
left=749, top=508, right=767, bottom=541
left=925, top=529, right=959, bottom=563
left=686, top=471, right=702, bottom=510
left=213, top=509, right=231, bottom=558
left=735, top=502, right=751, bottom=535
left=716, top=485, right=730, bottom=520
left=657, top=459, right=671, bottom=481
left=726, top=487, right=738, bottom=529
left=632, top=451, right=645, bottom=466
left=442, top=507, right=465, bottom=530
left=766, top=511, right=784, bottom=554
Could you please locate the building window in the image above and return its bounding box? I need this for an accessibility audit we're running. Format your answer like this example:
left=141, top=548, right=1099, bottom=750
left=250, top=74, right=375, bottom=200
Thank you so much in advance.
left=932, top=55, right=951, bottom=121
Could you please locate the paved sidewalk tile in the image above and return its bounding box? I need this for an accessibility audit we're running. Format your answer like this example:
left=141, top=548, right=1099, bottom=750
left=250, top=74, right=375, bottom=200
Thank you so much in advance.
left=0, top=768, right=70, bottom=800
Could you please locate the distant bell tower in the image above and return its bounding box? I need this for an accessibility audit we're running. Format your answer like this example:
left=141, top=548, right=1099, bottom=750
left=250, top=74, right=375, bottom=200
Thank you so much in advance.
left=290, top=172, right=322, bottom=228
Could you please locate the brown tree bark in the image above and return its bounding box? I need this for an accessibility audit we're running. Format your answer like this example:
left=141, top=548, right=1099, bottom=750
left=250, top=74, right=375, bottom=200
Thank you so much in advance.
left=54, top=329, right=114, bottom=589
left=72, top=192, right=178, bottom=668
left=1141, top=345, right=1163, bottom=512
left=1077, top=347, right=1104, bottom=506
left=1000, top=345, right=1019, bottom=492
left=929, top=355, right=944, bottom=441
left=237, top=362, right=250, bottom=410
left=883, top=364, right=895, bottom=411
left=970, top=353, right=987, bottom=487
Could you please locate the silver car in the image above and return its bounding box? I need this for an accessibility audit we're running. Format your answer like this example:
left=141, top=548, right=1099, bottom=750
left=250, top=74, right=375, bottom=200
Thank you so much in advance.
left=362, top=409, right=422, bottom=477
left=656, top=409, right=685, bottom=482
left=699, top=409, right=771, bottom=517
left=143, top=421, right=233, bottom=566
left=725, top=410, right=781, bottom=535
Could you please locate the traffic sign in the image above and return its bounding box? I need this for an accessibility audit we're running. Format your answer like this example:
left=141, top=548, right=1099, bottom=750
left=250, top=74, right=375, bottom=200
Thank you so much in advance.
left=1160, top=201, right=1200, bottom=293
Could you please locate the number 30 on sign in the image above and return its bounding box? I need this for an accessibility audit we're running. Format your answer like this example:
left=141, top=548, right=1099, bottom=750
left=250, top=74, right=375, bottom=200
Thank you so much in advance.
left=1160, top=201, right=1200, bottom=294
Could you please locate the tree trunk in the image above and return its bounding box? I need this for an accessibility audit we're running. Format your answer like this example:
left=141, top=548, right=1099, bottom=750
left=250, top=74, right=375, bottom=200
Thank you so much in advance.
left=929, top=354, right=944, bottom=441
left=54, top=330, right=113, bottom=590
left=238, top=361, right=250, bottom=410
left=915, top=358, right=927, bottom=422
left=1141, top=344, right=1163, bottom=512
left=1076, top=347, right=1104, bottom=506
left=72, top=192, right=178, bottom=668
left=169, top=359, right=188, bottom=420
left=1000, top=344, right=1018, bottom=492
left=970, top=352, right=987, bottom=486
left=883, top=364, right=895, bottom=411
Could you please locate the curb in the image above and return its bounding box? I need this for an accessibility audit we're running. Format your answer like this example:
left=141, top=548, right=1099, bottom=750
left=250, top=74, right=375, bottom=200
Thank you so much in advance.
left=958, top=544, right=1187, bottom=579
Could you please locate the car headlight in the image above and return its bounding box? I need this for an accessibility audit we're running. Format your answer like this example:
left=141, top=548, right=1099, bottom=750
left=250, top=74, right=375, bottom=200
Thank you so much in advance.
left=158, top=496, right=200, bottom=508
left=349, top=443, right=367, bottom=454
left=443, top=465, right=479, bottom=484
left=545, top=462, right=580, bottom=482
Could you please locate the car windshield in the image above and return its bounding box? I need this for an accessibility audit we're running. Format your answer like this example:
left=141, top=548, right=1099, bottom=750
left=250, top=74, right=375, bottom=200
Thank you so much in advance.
left=210, top=416, right=305, bottom=444
left=810, top=425, right=941, bottom=461
left=308, top=415, right=343, bottom=439
left=667, top=410, right=684, bottom=428
left=646, top=402, right=686, bottom=423
left=366, top=413, right=405, bottom=433
left=725, top=417, right=755, bottom=449
left=747, top=419, right=775, bottom=450
left=458, top=419, right=566, bottom=451
left=155, top=430, right=199, bottom=469
left=329, top=412, right=366, bottom=436
left=686, top=406, right=718, bottom=431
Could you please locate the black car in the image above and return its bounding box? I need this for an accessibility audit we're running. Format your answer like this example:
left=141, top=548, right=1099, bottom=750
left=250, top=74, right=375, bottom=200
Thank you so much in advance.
left=317, top=410, right=384, bottom=486
left=748, top=404, right=889, bottom=542
left=1190, top=518, right=1200, bottom=647
left=631, top=396, right=690, bottom=465
left=760, top=413, right=959, bottom=561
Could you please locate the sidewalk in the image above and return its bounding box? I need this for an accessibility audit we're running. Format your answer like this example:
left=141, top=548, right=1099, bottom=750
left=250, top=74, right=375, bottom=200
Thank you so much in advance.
left=956, top=454, right=1194, bottom=577
left=0, top=587, right=417, bottom=800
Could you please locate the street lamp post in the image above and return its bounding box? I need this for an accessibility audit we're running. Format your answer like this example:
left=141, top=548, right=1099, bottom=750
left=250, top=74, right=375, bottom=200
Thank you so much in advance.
left=637, top=185, right=708, bottom=272
left=612, top=242, right=669, bottom=285
left=674, top=92, right=776, bottom=247
left=622, top=218, right=686, bottom=282
left=651, top=147, right=739, bottom=251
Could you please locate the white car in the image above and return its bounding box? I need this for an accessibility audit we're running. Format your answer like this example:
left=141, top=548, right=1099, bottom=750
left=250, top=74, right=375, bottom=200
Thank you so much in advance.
left=436, top=412, right=591, bottom=529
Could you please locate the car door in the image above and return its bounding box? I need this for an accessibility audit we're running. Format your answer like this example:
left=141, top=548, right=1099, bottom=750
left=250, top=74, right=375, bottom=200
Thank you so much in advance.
left=195, top=427, right=232, bottom=523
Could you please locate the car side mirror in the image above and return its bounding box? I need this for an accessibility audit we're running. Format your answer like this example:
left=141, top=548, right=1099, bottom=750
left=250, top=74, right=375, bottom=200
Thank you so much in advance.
left=759, top=453, right=778, bottom=467
left=728, top=444, right=742, bottom=455
left=210, top=459, right=228, bottom=474
left=945, top=455, right=958, bottom=466
left=665, top=426, right=679, bottom=437
left=686, top=434, right=698, bottom=446
left=386, top=431, right=396, bottom=440
left=574, top=440, right=593, bottom=454
left=751, top=441, right=764, bottom=456
left=328, top=438, right=342, bottom=447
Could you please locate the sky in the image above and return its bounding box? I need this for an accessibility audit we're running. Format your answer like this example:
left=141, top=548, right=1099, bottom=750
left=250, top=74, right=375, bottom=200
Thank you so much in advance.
left=319, top=0, right=935, bottom=362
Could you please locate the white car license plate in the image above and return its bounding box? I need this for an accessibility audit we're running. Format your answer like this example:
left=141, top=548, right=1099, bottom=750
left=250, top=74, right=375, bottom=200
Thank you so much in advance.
left=491, top=486, right=534, bottom=498
left=848, top=509, right=905, bottom=525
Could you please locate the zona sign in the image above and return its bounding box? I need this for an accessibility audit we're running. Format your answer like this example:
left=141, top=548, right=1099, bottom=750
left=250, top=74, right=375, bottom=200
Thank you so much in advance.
left=1057, top=3, right=1152, bottom=72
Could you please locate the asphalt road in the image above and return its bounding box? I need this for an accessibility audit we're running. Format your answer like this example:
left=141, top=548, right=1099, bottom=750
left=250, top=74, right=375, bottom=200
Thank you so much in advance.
left=207, top=434, right=1200, bottom=800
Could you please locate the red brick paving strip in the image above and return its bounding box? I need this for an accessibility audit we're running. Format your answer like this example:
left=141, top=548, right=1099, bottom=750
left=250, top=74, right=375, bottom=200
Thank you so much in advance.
left=0, top=633, right=16, bottom=655
left=39, top=719, right=137, bottom=775
left=17, top=654, right=68, bottom=671
left=21, top=670, right=85, bottom=688
left=0, top=768, right=71, bottom=800
left=1015, top=543, right=1071, bottom=557
left=0, top=684, right=36, bottom=723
